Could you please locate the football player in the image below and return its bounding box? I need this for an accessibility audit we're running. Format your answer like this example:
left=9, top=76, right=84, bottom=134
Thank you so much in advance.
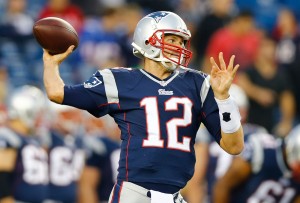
left=213, top=125, right=300, bottom=203
left=44, top=102, right=85, bottom=203
left=78, top=114, right=120, bottom=203
left=42, top=11, right=244, bottom=203
left=0, top=85, right=48, bottom=203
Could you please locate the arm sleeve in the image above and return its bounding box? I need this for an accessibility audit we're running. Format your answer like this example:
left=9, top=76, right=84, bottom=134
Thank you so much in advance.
left=201, top=88, right=222, bottom=144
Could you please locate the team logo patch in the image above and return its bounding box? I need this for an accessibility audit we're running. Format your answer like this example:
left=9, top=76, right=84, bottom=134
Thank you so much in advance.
left=84, top=77, right=102, bottom=88
left=148, top=11, right=169, bottom=23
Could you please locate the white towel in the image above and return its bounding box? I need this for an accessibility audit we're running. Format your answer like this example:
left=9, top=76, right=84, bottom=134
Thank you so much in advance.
left=150, top=190, right=174, bottom=203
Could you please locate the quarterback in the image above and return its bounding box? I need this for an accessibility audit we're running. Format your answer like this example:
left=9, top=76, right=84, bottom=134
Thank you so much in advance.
left=42, top=11, right=244, bottom=203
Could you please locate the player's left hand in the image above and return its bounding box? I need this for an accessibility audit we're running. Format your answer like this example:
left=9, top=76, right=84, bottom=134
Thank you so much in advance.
left=210, top=52, right=239, bottom=100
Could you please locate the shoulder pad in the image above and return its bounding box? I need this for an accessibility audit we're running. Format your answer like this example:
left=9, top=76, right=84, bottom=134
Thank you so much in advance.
left=179, top=67, right=209, bottom=78
left=246, top=132, right=276, bottom=173
left=0, top=127, right=21, bottom=148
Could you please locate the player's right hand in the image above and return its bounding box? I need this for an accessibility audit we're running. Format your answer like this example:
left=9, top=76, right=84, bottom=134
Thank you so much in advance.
left=43, top=45, right=75, bottom=65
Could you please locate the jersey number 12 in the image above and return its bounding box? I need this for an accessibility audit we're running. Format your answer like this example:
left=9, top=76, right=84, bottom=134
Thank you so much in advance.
left=141, top=97, right=192, bottom=152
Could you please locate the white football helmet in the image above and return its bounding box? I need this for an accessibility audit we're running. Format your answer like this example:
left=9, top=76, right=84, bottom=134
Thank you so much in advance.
left=7, top=85, right=46, bottom=129
left=285, top=125, right=300, bottom=182
left=132, top=11, right=192, bottom=70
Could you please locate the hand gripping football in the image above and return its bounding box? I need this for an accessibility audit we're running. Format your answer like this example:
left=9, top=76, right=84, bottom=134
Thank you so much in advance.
left=33, top=17, right=79, bottom=55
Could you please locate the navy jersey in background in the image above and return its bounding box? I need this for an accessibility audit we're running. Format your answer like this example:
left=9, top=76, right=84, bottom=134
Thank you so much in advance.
left=0, top=127, right=48, bottom=203
left=45, top=130, right=85, bottom=203
left=231, top=133, right=300, bottom=203
left=84, top=135, right=120, bottom=201
left=196, top=123, right=267, bottom=203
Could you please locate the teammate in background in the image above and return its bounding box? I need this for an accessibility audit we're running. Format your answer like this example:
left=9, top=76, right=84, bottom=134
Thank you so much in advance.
left=183, top=84, right=267, bottom=203
left=0, top=85, right=48, bottom=203
left=78, top=114, right=120, bottom=203
left=42, top=11, right=244, bottom=203
left=213, top=125, right=300, bottom=203
left=44, top=102, right=85, bottom=203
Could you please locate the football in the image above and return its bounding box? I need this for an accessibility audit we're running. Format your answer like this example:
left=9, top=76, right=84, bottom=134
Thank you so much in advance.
left=33, top=17, right=79, bottom=55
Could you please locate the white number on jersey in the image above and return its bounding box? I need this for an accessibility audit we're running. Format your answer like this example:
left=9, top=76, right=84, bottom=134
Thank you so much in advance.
left=141, top=97, right=192, bottom=152
left=22, top=145, right=48, bottom=184
left=50, top=147, right=85, bottom=186
left=72, top=149, right=85, bottom=180
left=248, top=180, right=296, bottom=203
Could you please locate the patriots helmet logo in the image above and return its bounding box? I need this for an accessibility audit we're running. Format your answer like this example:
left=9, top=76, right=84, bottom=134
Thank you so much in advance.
left=84, top=76, right=102, bottom=88
left=148, top=11, right=169, bottom=23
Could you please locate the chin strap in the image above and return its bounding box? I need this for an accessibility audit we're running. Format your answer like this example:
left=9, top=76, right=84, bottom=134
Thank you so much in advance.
left=155, top=51, right=178, bottom=71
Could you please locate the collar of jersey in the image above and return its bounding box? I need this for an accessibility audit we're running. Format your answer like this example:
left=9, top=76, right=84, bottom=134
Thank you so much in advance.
left=139, top=69, right=179, bottom=87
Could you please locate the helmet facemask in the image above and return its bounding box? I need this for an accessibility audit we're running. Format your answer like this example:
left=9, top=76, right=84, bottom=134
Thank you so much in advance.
left=147, top=29, right=192, bottom=70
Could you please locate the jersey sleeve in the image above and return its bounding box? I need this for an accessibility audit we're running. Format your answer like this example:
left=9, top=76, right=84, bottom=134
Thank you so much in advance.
left=63, top=69, right=119, bottom=117
left=198, top=75, right=221, bottom=144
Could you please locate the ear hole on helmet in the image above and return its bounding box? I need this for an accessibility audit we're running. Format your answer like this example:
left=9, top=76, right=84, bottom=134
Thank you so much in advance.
left=145, top=40, right=149, bottom=45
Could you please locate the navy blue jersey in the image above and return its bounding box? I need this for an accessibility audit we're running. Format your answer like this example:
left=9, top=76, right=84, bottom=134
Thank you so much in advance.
left=196, top=123, right=267, bottom=202
left=84, top=135, right=120, bottom=201
left=46, top=130, right=85, bottom=203
left=63, top=67, right=221, bottom=190
left=231, top=133, right=300, bottom=203
left=0, top=127, right=48, bottom=203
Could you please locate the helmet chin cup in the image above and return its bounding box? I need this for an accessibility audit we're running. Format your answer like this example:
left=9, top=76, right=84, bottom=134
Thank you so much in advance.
left=161, top=60, right=177, bottom=71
